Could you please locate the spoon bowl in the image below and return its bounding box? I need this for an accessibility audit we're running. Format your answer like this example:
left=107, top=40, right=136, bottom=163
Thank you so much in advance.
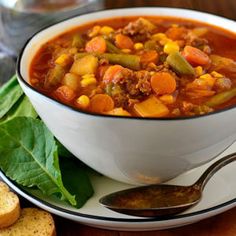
left=99, top=152, right=236, bottom=217
left=100, top=184, right=202, bottom=217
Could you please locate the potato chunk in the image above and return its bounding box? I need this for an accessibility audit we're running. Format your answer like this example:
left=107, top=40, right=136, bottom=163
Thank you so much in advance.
left=134, top=96, right=169, bottom=117
left=70, top=55, right=98, bottom=76
left=106, top=107, right=131, bottom=116
left=44, top=65, right=65, bottom=88
left=62, top=73, right=81, bottom=91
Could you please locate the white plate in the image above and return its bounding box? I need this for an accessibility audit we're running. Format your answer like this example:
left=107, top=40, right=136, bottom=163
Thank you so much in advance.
left=1, top=142, right=236, bottom=231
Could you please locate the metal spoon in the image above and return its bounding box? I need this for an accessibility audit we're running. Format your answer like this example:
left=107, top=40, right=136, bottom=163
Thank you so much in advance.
left=99, top=152, right=236, bottom=217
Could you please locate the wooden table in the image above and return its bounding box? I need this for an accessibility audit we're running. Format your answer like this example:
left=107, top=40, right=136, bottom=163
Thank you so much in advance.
left=27, top=1, right=236, bottom=235
left=56, top=208, right=236, bottom=236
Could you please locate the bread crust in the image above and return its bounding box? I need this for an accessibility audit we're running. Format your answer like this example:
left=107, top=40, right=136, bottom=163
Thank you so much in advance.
left=0, top=208, right=56, bottom=236
left=0, top=181, right=21, bottom=228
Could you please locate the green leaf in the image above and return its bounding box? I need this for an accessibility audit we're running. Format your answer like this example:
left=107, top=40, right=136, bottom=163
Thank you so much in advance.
left=56, top=140, right=74, bottom=158
left=60, top=156, right=94, bottom=208
left=0, top=117, right=76, bottom=206
left=0, top=95, right=38, bottom=123
left=0, top=75, right=24, bottom=119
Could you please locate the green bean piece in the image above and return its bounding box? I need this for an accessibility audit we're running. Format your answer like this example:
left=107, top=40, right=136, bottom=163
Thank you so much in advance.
left=105, top=40, right=121, bottom=53
left=144, top=40, right=157, bottom=50
left=166, top=52, right=195, bottom=75
left=193, top=105, right=213, bottom=115
left=105, top=83, right=113, bottom=96
left=44, top=65, right=65, bottom=88
left=75, top=53, right=140, bottom=70
left=102, top=53, right=140, bottom=70
left=74, top=53, right=90, bottom=60
left=159, top=54, right=167, bottom=63
left=205, top=88, right=236, bottom=107
left=105, top=83, right=123, bottom=97
left=72, top=34, right=84, bottom=48
left=111, top=84, right=122, bottom=96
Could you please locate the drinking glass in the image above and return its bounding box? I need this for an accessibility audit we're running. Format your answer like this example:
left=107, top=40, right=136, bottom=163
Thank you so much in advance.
left=0, top=0, right=104, bottom=55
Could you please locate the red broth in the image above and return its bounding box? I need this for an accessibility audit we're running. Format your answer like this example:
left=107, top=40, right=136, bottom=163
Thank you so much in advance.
left=30, top=16, right=236, bottom=118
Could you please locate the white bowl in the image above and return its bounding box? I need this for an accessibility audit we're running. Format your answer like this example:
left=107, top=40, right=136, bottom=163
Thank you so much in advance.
left=17, top=8, right=236, bottom=185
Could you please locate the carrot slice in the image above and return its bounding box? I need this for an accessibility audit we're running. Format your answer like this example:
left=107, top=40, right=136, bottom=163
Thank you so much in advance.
left=182, top=46, right=210, bottom=66
left=90, top=94, right=114, bottom=113
left=115, top=34, right=134, bottom=49
left=140, top=50, right=159, bottom=65
left=103, top=65, right=124, bottom=83
left=151, top=72, right=177, bottom=95
left=85, top=36, right=107, bottom=53
left=54, top=85, right=76, bottom=103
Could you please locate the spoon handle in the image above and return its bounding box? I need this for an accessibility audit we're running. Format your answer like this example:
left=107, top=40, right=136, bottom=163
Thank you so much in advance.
left=194, top=152, right=236, bottom=190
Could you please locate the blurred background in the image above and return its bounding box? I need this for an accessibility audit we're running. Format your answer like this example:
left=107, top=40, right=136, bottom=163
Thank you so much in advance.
left=0, top=0, right=104, bottom=83
left=0, top=0, right=235, bottom=83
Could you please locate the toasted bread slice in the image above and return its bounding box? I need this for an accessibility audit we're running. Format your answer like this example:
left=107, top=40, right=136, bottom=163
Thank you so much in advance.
left=0, top=208, right=56, bottom=236
left=0, top=181, right=20, bottom=228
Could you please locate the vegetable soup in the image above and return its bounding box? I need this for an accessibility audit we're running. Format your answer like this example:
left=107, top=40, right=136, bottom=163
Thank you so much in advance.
left=30, top=16, right=236, bottom=117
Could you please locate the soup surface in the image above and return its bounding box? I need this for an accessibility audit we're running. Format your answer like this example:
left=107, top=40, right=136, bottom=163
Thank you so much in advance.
left=30, top=16, right=236, bottom=118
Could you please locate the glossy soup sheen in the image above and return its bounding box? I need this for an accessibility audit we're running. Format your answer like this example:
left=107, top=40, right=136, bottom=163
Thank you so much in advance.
left=30, top=16, right=236, bottom=118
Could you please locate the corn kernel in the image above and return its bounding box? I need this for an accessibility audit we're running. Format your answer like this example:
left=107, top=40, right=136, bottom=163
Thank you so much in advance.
left=100, top=26, right=114, bottom=35
left=195, top=66, right=203, bottom=77
left=121, top=49, right=131, bottom=54
left=149, top=71, right=155, bottom=76
left=76, top=95, right=90, bottom=108
left=163, top=41, right=180, bottom=54
left=82, top=74, right=95, bottom=80
left=171, top=24, right=179, bottom=28
left=160, top=95, right=175, bottom=104
left=134, top=43, right=144, bottom=50
left=68, top=47, right=78, bottom=54
left=55, top=54, right=71, bottom=67
left=81, top=77, right=97, bottom=87
left=211, top=71, right=224, bottom=78
left=199, top=73, right=210, bottom=79
left=199, top=73, right=216, bottom=87
left=151, top=33, right=167, bottom=41
left=88, top=25, right=101, bottom=38
left=81, top=74, right=97, bottom=87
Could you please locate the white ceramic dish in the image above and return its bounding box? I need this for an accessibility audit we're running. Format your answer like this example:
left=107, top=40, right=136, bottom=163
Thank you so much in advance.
left=17, top=8, right=236, bottom=185
left=1, top=142, right=236, bottom=231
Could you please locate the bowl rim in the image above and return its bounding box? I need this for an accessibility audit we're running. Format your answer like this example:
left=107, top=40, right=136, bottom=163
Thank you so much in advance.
left=16, top=7, right=236, bottom=121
